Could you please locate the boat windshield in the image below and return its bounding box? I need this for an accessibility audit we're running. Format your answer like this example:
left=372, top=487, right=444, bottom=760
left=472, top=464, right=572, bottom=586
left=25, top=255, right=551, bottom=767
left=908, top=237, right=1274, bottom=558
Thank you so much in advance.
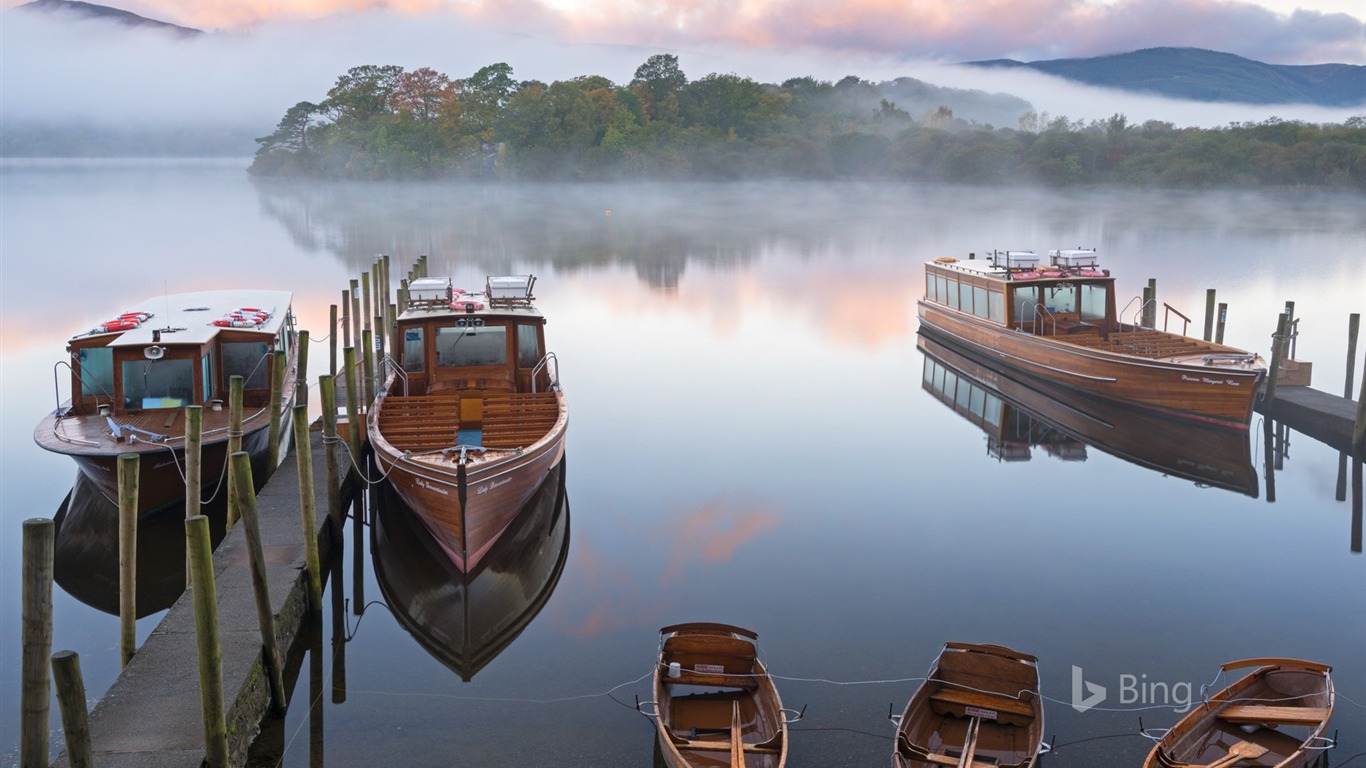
left=1080, top=283, right=1107, bottom=320
left=77, top=347, right=115, bottom=398
left=435, top=326, right=507, bottom=367
left=222, top=341, right=273, bottom=389
left=1043, top=284, right=1078, bottom=314
left=122, top=358, right=194, bottom=409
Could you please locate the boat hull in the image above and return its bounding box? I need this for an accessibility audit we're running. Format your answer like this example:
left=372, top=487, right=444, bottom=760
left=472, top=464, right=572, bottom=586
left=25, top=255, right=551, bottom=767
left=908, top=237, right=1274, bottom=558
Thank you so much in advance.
left=1142, top=659, right=1334, bottom=768
left=370, top=392, right=568, bottom=574
left=652, top=623, right=788, bottom=768
left=918, top=302, right=1263, bottom=429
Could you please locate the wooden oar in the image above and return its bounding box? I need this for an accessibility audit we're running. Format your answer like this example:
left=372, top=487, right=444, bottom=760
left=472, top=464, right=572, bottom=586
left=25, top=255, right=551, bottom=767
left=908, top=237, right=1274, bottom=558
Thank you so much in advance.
left=1195, top=741, right=1270, bottom=768
left=957, top=717, right=981, bottom=768
left=730, top=700, right=747, bottom=768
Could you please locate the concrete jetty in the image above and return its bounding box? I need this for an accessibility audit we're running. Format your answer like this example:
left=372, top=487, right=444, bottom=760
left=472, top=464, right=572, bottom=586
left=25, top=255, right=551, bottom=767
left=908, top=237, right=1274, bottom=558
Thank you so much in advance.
left=53, top=430, right=350, bottom=768
left=1257, top=386, right=1361, bottom=454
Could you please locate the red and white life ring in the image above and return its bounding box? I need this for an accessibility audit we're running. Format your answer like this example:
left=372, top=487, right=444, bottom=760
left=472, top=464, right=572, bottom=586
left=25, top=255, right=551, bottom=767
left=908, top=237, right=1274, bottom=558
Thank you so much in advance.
left=92, top=319, right=140, bottom=333
left=1012, top=271, right=1041, bottom=281
left=1077, top=269, right=1105, bottom=278
left=214, top=307, right=271, bottom=327
left=450, top=296, right=485, bottom=311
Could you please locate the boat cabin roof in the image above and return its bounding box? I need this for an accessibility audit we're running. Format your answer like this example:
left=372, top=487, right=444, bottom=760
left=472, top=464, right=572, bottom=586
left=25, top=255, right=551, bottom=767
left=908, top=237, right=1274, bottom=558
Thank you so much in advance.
left=71, top=289, right=293, bottom=347
left=928, top=248, right=1110, bottom=285
left=398, top=276, right=545, bottom=324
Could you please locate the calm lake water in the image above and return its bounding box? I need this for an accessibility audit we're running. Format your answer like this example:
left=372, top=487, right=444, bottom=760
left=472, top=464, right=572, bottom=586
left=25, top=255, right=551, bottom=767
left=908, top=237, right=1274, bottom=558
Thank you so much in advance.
left=2, top=160, right=1364, bottom=767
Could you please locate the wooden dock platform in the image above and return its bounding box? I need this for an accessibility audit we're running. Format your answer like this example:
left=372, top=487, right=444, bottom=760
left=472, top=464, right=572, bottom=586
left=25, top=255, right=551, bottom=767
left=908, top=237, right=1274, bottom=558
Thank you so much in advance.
left=51, top=429, right=351, bottom=768
left=1257, top=386, right=1361, bottom=455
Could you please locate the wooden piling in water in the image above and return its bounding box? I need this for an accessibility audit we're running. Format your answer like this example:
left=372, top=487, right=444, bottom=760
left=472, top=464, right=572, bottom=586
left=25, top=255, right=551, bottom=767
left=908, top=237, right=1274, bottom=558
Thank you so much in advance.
left=226, top=375, right=244, bottom=532
left=185, top=514, right=228, bottom=768
left=21, top=517, right=54, bottom=768
left=330, top=303, right=338, bottom=377
left=320, top=374, right=341, bottom=523
left=296, top=329, right=310, bottom=404
left=361, top=271, right=372, bottom=339
left=51, top=650, right=92, bottom=768
left=340, top=290, right=352, bottom=350
left=1264, top=312, right=1289, bottom=408
left=1347, top=313, right=1360, bottom=400
left=349, top=279, right=361, bottom=358
left=267, top=352, right=284, bottom=471
left=118, top=453, right=139, bottom=667
left=1203, top=289, right=1216, bottom=341
left=229, top=452, right=288, bottom=717
left=292, top=405, right=323, bottom=612
left=185, top=404, right=203, bottom=587
left=342, top=347, right=362, bottom=469
left=1216, top=302, right=1228, bottom=345
left=362, top=328, right=376, bottom=406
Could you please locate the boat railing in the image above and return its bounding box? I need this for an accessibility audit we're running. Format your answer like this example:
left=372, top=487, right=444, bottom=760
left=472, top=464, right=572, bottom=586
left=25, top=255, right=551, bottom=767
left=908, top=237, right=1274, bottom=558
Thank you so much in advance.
left=1162, top=303, right=1192, bottom=336
left=1120, top=295, right=1156, bottom=331
left=531, top=351, right=560, bottom=393
left=49, top=360, right=105, bottom=447
left=1031, top=303, right=1058, bottom=337
left=379, top=355, right=410, bottom=397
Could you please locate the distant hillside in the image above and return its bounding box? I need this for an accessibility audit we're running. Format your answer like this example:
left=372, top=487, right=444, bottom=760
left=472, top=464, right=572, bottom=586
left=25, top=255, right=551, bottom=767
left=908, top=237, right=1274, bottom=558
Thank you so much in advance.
left=15, top=0, right=202, bottom=37
left=966, top=47, right=1366, bottom=107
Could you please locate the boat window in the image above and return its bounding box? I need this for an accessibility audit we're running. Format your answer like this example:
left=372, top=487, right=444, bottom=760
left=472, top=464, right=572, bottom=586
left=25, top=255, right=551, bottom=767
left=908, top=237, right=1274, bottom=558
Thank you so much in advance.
left=1044, top=284, right=1078, bottom=314
left=926, top=273, right=935, bottom=302
left=401, top=327, right=425, bottom=373
left=517, top=324, right=541, bottom=368
left=959, top=282, right=974, bottom=314
left=945, top=277, right=959, bottom=309
left=982, top=393, right=1002, bottom=428
left=972, top=286, right=989, bottom=319
left=122, top=358, right=194, bottom=408
left=935, top=275, right=950, bottom=306
left=969, top=384, right=987, bottom=417
left=1012, top=286, right=1039, bottom=322
left=988, top=291, right=1005, bottom=322
left=942, top=370, right=959, bottom=403
left=77, top=347, right=115, bottom=398
left=201, top=355, right=213, bottom=402
left=435, top=326, right=507, bottom=367
left=1080, top=284, right=1107, bottom=320
left=954, top=375, right=973, bottom=410
left=222, top=342, right=272, bottom=389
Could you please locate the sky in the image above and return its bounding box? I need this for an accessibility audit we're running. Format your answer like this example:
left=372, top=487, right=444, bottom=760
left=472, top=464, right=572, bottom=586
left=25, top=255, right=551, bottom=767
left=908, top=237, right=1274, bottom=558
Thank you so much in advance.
left=0, top=0, right=1362, bottom=134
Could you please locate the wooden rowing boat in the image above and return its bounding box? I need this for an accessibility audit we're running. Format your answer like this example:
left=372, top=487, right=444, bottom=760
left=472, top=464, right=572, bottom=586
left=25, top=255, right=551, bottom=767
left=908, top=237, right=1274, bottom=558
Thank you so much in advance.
left=372, top=459, right=569, bottom=681
left=1142, top=658, right=1334, bottom=768
left=368, top=274, right=566, bottom=573
left=918, top=250, right=1266, bottom=430
left=33, top=290, right=298, bottom=515
left=892, top=642, right=1045, bottom=768
left=645, top=623, right=796, bottom=768
left=918, top=333, right=1259, bottom=496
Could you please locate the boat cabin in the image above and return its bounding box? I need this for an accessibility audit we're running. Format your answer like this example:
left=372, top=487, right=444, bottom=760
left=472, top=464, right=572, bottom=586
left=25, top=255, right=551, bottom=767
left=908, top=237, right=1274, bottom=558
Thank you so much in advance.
left=393, top=276, right=555, bottom=397
left=63, top=290, right=294, bottom=419
left=924, top=249, right=1116, bottom=338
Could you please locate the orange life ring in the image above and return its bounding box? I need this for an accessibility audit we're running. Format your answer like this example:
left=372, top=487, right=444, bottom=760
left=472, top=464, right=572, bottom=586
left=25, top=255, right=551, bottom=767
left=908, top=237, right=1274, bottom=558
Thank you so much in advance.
left=934, top=257, right=957, bottom=264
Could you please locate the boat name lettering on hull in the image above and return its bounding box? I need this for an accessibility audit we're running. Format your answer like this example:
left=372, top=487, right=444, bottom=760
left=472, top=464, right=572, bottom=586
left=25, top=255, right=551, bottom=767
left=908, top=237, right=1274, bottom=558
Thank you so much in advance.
left=415, top=478, right=450, bottom=495
left=477, top=477, right=512, bottom=495
left=1181, top=375, right=1241, bottom=387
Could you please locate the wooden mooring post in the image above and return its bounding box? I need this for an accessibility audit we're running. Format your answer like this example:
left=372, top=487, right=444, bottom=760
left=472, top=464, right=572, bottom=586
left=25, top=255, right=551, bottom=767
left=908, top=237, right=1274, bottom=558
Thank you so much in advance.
left=229, top=452, right=288, bottom=717
left=296, top=329, right=310, bottom=405
left=51, top=650, right=93, bottom=768
left=185, top=404, right=203, bottom=586
left=1263, top=312, right=1289, bottom=408
left=186, top=514, right=229, bottom=768
left=118, top=453, right=139, bottom=667
left=1203, top=289, right=1216, bottom=341
left=21, top=517, right=54, bottom=768
left=226, top=375, right=244, bottom=532
left=1216, top=302, right=1228, bottom=345
left=320, top=374, right=341, bottom=523
left=292, top=405, right=323, bottom=611
left=267, top=351, right=284, bottom=471
left=330, top=303, right=339, bottom=377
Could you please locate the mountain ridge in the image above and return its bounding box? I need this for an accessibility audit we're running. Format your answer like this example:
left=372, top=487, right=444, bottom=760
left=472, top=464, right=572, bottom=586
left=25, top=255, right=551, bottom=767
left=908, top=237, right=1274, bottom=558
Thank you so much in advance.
left=15, top=0, right=202, bottom=37
left=965, top=47, right=1365, bottom=107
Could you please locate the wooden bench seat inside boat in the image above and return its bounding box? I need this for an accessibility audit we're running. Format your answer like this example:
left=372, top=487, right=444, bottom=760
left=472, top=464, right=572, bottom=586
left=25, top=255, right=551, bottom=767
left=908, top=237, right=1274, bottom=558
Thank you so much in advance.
left=377, top=392, right=558, bottom=452
left=928, top=687, right=1035, bottom=723
left=927, top=648, right=1037, bottom=727
left=1216, top=704, right=1330, bottom=726
left=663, top=634, right=760, bottom=689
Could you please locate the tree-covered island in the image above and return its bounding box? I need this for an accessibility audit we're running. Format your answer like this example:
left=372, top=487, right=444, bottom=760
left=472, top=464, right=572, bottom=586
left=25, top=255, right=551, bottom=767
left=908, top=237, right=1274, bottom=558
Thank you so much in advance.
left=250, top=55, right=1366, bottom=189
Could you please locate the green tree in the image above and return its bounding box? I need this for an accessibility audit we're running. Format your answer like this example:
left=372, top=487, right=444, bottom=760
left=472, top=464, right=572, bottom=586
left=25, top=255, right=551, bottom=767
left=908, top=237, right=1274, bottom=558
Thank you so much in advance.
left=631, top=54, right=687, bottom=124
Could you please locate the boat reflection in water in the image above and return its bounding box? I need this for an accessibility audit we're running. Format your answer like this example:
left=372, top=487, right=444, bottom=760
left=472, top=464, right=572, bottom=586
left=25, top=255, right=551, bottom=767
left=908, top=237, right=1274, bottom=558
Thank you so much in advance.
left=52, top=472, right=229, bottom=617
left=919, top=334, right=1259, bottom=496
left=372, top=458, right=570, bottom=681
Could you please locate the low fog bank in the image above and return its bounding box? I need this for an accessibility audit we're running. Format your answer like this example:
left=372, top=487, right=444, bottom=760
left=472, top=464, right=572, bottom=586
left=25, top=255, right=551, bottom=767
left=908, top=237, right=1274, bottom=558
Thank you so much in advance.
left=2, top=8, right=1361, bottom=157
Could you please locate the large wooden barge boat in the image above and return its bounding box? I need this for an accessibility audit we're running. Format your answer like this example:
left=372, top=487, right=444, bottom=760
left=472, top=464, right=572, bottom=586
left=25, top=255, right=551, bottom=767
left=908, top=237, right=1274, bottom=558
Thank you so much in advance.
left=368, top=274, right=566, bottom=574
left=34, top=290, right=298, bottom=515
left=918, top=249, right=1266, bottom=430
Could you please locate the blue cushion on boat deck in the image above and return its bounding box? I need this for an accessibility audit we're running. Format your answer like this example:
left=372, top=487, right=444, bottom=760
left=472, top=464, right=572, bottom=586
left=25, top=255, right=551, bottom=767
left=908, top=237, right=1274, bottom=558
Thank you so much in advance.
left=457, top=429, right=483, bottom=447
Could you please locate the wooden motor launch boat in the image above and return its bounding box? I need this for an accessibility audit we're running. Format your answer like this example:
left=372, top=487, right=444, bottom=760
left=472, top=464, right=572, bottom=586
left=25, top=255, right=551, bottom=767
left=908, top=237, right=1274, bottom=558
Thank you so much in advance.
left=918, top=333, right=1259, bottom=496
left=371, top=459, right=569, bottom=681
left=642, top=623, right=800, bottom=768
left=891, top=642, right=1046, bottom=768
left=369, top=274, right=566, bottom=573
left=34, top=290, right=298, bottom=515
left=918, top=249, right=1266, bottom=430
left=1142, top=658, right=1335, bottom=768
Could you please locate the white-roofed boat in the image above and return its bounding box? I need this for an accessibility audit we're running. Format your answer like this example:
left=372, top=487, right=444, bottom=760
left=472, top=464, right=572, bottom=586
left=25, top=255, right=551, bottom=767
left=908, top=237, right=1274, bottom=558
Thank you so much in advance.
left=34, top=289, right=298, bottom=515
